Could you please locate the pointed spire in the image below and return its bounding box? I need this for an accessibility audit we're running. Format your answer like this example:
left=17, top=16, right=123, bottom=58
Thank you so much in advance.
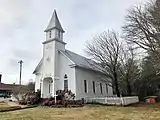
left=44, top=10, right=65, bottom=33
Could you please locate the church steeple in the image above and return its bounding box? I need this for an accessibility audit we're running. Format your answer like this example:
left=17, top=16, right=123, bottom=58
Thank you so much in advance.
left=45, top=10, right=65, bottom=41
left=45, top=10, right=65, bottom=33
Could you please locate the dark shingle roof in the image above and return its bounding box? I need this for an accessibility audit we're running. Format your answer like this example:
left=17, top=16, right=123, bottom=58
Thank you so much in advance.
left=0, top=83, right=20, bottom=91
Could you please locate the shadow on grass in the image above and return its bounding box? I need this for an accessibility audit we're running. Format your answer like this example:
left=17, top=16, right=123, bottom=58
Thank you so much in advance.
left=128, top=102, right=160, bottom=108
left=86, top=102, right=160, bottom=108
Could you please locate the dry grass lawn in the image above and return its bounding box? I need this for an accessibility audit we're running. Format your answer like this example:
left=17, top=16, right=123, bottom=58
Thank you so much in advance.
left=0, top=102, right=9, bottom=107
left=0, top=103, right=160, bottom=120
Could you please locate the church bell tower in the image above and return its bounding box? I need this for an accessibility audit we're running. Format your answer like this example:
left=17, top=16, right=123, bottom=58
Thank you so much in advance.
left=42, top=10, right=66, bottom=81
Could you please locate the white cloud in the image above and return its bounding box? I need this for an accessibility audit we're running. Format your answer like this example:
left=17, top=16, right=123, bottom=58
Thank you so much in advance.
left=0, top=0, right=32, bottom=30
left=0, top=0, right=147, bottom=84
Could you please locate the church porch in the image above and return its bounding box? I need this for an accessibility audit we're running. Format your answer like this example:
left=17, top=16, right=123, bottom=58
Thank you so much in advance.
left=41, top=77, right=53, bottom=98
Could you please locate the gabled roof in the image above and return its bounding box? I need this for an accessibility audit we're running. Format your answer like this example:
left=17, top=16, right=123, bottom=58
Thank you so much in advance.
left=44, top=10, right=65, bottom=32
left=33, top=59, right=43, bottom=74
left=59, top=50, right=105, bottom=73
left=33, top=50, right=105, bottom=74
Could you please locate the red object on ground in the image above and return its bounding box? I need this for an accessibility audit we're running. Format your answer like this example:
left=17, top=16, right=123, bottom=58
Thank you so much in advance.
left=145, top=96, right=157, bottom=103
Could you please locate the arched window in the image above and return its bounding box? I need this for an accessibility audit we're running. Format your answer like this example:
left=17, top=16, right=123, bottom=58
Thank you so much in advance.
left=64, top=74, right=68, bottom=79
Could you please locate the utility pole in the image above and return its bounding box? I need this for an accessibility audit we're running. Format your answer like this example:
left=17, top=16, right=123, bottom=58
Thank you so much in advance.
left=18, top=60, right=23, bottom=85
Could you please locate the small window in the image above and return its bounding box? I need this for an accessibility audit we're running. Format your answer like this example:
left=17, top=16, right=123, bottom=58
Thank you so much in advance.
left=93, top=81, right=95, bottom=93
left=100, top=83, right=102, bottom=94
left=84, top=80, right=87, bottom=93
left=106, top=84, right=108, bottom=93
left=49, top=31, right=52, bottom=38
left=58, top=30, right=61, bottom=39
left=49, top=84, right=50, bottom=94
left=40, top=83, right=41, bottom=91
left=64, top=80, right=68, bottom=90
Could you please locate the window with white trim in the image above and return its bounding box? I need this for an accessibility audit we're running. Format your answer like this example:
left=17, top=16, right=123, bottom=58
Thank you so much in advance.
left=40, top=83, right=41, bottom=91
left=106, top=84, right=108, bottom=94
left=100, top=83, right=103, bottom=94
left=64, top=80, right=68, bottom=90
left=49, top=84, right=50, bottom=94
left=49, top=31, right=52, bottom=38
left=64, top=74, right=68, bottom=90
left=93, top=81, right=95, bottom=93
left=84, top=80, right=87, bottom=93
left=58, top=30, right=61, bottom=39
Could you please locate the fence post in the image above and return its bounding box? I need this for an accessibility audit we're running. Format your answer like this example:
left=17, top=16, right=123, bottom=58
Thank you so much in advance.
left=105, top=97, right=107, bottom=104
left=121, top=97, right=124, bottom=106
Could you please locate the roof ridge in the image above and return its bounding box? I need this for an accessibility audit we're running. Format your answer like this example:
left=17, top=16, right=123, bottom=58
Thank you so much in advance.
left=65, top=49, right=90, bottom=60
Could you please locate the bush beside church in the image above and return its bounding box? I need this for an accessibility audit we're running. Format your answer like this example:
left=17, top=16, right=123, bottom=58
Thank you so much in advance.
left=18, top=89, right=84, bottom=107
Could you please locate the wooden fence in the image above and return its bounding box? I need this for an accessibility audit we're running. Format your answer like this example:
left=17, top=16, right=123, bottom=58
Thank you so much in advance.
left=85, top=96, right=139, bottom=106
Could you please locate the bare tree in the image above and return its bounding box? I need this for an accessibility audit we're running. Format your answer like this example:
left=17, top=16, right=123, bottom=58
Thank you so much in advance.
left=12, top=81, right=35, bottom=101
left=119, top=47, right=140, bottom=96
left=86, top=30, right=123, bottom=97
left=123, top=0, right=160, bottom=72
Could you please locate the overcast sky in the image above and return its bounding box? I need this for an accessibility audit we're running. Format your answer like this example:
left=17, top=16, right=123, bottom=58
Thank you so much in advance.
left=0, top=0, right=146, bottom=84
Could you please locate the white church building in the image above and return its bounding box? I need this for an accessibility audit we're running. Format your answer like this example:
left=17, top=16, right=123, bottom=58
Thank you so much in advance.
left=33, top=10, right=113, bottom=100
